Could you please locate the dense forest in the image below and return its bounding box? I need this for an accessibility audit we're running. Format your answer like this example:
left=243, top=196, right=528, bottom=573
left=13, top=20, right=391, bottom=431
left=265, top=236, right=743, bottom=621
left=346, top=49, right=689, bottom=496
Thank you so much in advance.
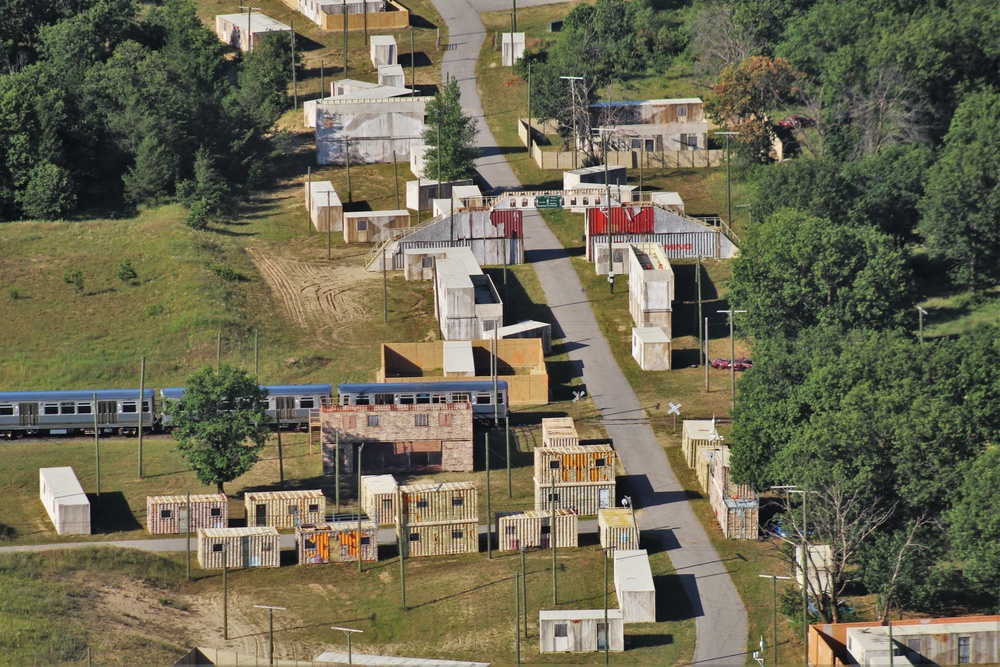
left=704, top=0, right=1000, bottom=621
left=0, top=0, right=297, bottom=223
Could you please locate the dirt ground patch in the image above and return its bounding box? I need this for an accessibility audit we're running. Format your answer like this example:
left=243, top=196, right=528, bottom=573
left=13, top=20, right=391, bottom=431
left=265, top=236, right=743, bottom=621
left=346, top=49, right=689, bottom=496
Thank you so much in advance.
left=248, top=245, right=378, bottom=335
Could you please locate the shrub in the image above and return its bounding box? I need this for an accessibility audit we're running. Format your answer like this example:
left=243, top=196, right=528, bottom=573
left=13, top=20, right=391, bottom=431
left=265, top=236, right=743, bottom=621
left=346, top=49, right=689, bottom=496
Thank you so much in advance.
left=211, top=265, right=241, bottom=282
left=8, top=288, right=20, bottom=301
left=118, top=259, right=138, bottom=284
left=146, top=304, right=165, bottom=317
left=63, top=269, right=84, bottom=294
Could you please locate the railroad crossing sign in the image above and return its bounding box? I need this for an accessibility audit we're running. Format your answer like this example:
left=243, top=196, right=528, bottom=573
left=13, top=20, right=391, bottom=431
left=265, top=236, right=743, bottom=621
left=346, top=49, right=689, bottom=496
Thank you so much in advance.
left=534, top=195, right=563, bottom=209
left=667, top=402, right=682, bottom=416
left=572, top=389, right=587, bottom=403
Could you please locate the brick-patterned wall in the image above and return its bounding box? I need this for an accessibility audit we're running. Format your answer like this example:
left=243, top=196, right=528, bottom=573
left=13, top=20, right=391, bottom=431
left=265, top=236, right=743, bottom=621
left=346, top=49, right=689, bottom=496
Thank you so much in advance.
left=320, top=403, right=473, bottom=474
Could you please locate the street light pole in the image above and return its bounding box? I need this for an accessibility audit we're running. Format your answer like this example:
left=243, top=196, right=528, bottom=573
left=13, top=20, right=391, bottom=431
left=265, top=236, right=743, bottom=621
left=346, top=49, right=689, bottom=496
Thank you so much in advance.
left=772, top=486, right=809, bottom=664
left=717, top=309, right=747, bottom=411
left=332, top=626, right=364, bottom=666
left=253, top=605, right=286, bottom=666
left=758, top=574, right=792, bottom=666
left=715, top=131, right=739, bottom=233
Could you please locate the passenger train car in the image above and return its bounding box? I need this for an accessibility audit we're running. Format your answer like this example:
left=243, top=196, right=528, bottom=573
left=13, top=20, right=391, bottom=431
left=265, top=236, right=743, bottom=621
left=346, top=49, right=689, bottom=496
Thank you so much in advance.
left=159, top=384, right=333, bottom=430
left=0, top=389, right=156, bottom=438
left=337, top=381, right=508, bottom=420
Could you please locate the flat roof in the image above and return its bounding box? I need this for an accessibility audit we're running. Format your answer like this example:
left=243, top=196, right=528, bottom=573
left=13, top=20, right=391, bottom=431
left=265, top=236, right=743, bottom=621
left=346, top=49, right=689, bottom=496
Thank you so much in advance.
left=599, top=508, right=636, bottom=528
left=338, top=380, right=507, bottom=394
left=538, top=444, right=613, bottom=455
left=244, top=490, right=325, bottom=501
left=199, top=526, right=278, bottom=538
left=591, top=97, right=702, bottom=108
left=298, top=519, right=376, bottom=532
left=1, top=389, right=153, bottom=402
left=315, top=652, right=489, bottom=667
left=379, top=64, right=405, bottom=76
left=498, top=509, right=578, bottom=520
left=370, top=35, right=397, bottom=46
left=148, top=494, right=227, bottom=504
left=404, top=246, right=482, bottom=275
left=683, top=419, right=719, bottom=439
left=216, top=12, right=290, bottom=33
left=540, top=609, right=623, bottom=621
left=362, top=474, right=399, bottom=494
left=614, top=549, right=655, bottom=592
left=633, top=326, right=671, bottom=343
left=452, top=184, right=482, bottom=199
left=344, top=210, right=409, bottom=219
left=442, top=340, right=476, bottom=376
left=567, top=164, right=626, bottom=176
left=40, top=467, right=88, bottom=506
left=399, top=481, right=477, bottom=493
left=334, top=85, right=412, bottom=100
left=436, top=258, right=474, bottom=290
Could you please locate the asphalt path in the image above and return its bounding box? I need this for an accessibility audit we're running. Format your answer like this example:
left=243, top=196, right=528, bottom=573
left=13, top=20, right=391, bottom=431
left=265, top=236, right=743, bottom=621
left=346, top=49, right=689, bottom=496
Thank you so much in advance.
left=431, top=0, right=750, bottom=662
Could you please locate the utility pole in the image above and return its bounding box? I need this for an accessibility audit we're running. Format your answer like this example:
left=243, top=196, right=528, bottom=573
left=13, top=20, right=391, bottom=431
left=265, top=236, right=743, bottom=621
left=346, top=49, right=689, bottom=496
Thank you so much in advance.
left=398, top=490, right=406, bottom=609
left=410, top=28, right=415, bottom=97
left=254, top=329, right=259, bottom=378
left=307, top=166, right=312, bottom=235
left=332, top=627, right=363, bottom=666
left=560, top=76, right=583, bottom=169
left=254, top=605, right=286, bottom=666
left=217, top=333, right=221, bottom=370
left=327, top=190, right=332, bottom=259
left=346, top=137, right=352, bottom=202
left=704, top=317, right=710, bottom=392
left=509, top=13, right=515, bottom=74
left=93, top=392, right=100, bottom=498
left=342, top=0, right=348, bottom=77
left=717, top=309, right=746, bottom=411
left=551, top=474, right=557, bottom=604
left=290, top=21, right=297, bottom=110
left=185, top=492, right=191, bottom=581
left=138, top=356, right=145, bottom=479
left=277, top=416, right=285, bottom=488
left=603, top=546, right=612, bottom=664
left=758, top=574, right=792, bottom=667
left=520, top=547, right=528, bottom=637
left=697, top=255, right=703, bottom=364
left=320, top=59, right=324, bottom=100
left=515, top=571, right=522, bottom=665
left=715, top=131, right=739, bottom=232
left=917, top=306, right=927, bottom=344
left=357, top=442, right=365, bottom=574
left=772, top=485, right=809, bottom=664
left=392, top=150, right=400, bottom=209
left=506, top=415, right=512, bottom=498
left=222, top=544, right=228, bottom=639
left=485, top=432, right=492, bottom=559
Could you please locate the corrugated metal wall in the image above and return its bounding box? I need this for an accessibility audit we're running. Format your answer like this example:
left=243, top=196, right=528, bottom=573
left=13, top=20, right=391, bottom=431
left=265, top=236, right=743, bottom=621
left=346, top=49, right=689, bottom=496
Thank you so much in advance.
left=197, top=530, right=280, bottom=569
left=488, top=209, right=524, bottom=238
left=361, top=485, right=398, bottom=525
left=533, top=479, right=615, bottom=515
left=496, top=511, right=578, bottom=551
left=587, top=207, right=655, bottom=235
left=297, top=524, right=379, bottom=564
left=394, top=238, right=523, bottom=269
left=146, top=496, right=228, bottom=535
left=541, top=418, right=579, bottom=448
left=244, top=492, right=327, bottom=530
left=400, top=520, right=478, bottom=557
left=599, top=524, right=639, bottom=552
left=400, top=485, right=478, bottom=524
left=588, top=232, right=723, bottom=261
left=534, top=447, right=615, bottom=484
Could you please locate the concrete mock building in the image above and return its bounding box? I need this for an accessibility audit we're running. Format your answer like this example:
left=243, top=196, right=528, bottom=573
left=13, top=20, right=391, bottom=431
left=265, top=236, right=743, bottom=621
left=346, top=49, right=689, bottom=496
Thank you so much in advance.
left=631, top=326, right=671, bottom=371
left=614, top=549, right=656, bottom=623
left=215, top=12, right=290, bottom=52
left=433, top=258, right=503, bottom=340
left=539, top=610, right=624, bottom=653
left=377, top=64, right=406, bottom=88
left=39, top=467, right=90, bottom=535
left=369, top=35, right=398, bottom=67
left=501, top=32, right=525, bottom=66
left=305, top=181, right=343, bottom=232
left=316, top=97, right=433, bottom=165
left=627, top=243, right=674, bottom=333
left=590, top=98, right=709, bottom=152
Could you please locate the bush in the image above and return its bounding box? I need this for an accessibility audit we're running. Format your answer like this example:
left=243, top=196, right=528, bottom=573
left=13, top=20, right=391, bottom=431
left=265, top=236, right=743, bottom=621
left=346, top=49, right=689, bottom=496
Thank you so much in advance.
left=62, top=269, right=84, bottom=294
left=211, top=265, right=241, bottom=282
left=146, top=304, right=164, bottom=317
left=185, top=199, right=211, bottom=229
left=118, top=258, right=138, bottom=283
left=8, top=288, right=20, bottom=301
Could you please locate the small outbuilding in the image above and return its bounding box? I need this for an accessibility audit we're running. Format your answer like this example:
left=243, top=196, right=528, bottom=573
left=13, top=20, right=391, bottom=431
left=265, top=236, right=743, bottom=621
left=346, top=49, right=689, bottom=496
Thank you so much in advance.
left=245, top=490, right=326, bottom=530
left=682, top=419, right=720, bottom=469
left=496, top=509, right=578, bottom=551
left=614, top=549, right=656, bottom=623
left=369, top=35, right=398, bottom=67
left=296, top=519, right=378, bottom=564
left=360, top=474, right=399, bottom=524
left=631, top=326, right=671, bottom=371
left=343, top=209, right=409, bottom=243
left=501, top=32, right=525, bottom=67
left=398, top=481, right=479, bottom=557
left=39, top=467, right=90, bottom=535
left=533, top=445, right=616, bottom=515
left=305, top=181, right=344, bottom=232
left=707, top=447, right=759, bottom=540
left=627, top=243, right=674, bottom=332
left=197, top=527, right=280, bottom=569
left=146, top=494, right=228, bottom=534
left=538, top=610, right=624, bottom=653
left=215, top=12, right=290, bottom=52
left=598, top=508, right=639, bottom=553
left=377, top=64, right=406, bottom=88
left=541, top=417, right=579, bottom=448
left=499, top=320, right=552, bottom=355
left=562, top=164, right=627, bottom=190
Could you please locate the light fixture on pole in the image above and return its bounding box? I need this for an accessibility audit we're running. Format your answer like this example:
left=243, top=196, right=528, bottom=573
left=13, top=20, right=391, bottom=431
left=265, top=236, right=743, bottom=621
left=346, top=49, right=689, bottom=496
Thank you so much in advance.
left=714, top=131, right=739, bottom=232
left=559, top=76, right=583, bottom=170
left=770, top=485, right=809, bottom=663
left=916, top=306, right=928, bottom=344
left=758, top=573, right=792, bottom=666
left=716, top=308, right=747, bottom=410
left=253, top=605, right=286, bottom=666
left=332, top=626, right=364, bottom=666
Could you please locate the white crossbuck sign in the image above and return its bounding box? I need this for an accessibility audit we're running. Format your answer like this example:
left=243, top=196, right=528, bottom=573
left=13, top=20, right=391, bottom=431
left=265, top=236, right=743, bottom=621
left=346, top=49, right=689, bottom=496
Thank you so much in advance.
left=668, top=402, right=682, bottom=416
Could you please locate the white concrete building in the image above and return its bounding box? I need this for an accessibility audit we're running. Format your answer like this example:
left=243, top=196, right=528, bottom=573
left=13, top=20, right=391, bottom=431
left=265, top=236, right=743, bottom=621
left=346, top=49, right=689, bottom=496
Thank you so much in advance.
left=39, top=467, right=91, bottom=535
left=627, top=243, right=674, bottom=332
left=369, top=35, right=398, bottom=67
left=539, top=610, right=624, bottom=653
left=316, top=97, right=432, bottom=164
left=215, top=12, right=290, bottom=52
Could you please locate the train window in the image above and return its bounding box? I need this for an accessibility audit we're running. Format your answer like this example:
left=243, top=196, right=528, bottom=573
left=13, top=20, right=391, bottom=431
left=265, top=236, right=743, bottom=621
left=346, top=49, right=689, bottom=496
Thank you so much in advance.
left=43, top=403, right=59, bottom=415
left=594, top=458, right=606, bottom=467
left=497, top=393, right=505, bottom=404
left=399, top=394, right=414, bottom=405
left=355, top=395, right=370, bottom=405
left=142, top=400, right=150, bottom=412
left=60, top=402, right=76, bottom=415
left=77, top=403, right=92, bottom=414
left=121, top=402, right=137, bottom=413
left=431, top=394, right=446, bottom=404
left=367, top=415, right=380, bottom=427
left=415, top=414, right=429, bottom=427
left=304, top=539, right=316, bottom=550
left=550, top=461, right=560, bottom=469
left=299, top=397, right=315, bottom=409
left=0, top=404, right=14, bottom=416
left=476, top=393, right=492, bottom=405
left=416, top=394, right=430, bottom=404
left=161, top=510, right=172, bottom=519
left=428, top=451, right=442, bottom=465
left=210, top=508, right=222, bottom=517
left=360, top=537, right=370, bottom=545
left=454, top=393, right=470, bottom=403
left=374, top=393, right=393, bottom=405
left=505, top=525, right=516, bottom=535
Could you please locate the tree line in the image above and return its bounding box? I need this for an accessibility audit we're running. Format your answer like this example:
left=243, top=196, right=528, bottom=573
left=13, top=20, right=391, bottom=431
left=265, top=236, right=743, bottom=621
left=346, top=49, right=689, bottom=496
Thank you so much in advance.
left=706, top=0, right=1000, bottom=620
left=0, top=0, right=298, bottom=223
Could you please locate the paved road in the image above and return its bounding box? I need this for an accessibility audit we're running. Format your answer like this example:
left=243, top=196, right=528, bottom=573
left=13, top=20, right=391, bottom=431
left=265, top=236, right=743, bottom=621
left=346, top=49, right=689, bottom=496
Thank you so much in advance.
left=432, top=0, right=750, bottom=663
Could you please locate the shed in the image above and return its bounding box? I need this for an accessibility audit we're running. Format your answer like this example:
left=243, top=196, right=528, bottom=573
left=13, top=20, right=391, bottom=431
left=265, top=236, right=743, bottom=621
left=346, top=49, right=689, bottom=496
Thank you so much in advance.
left=682, top=419, right=720, bottom=469
left=399, top=481, right=477, bottom=524
left=499, top=320, right=552, bottom=355
left=409, top=144, right=429, bottom=178
left=614, top=549, right=656, bottom=623
left=245, top=490, right=326, bottom=530
left=796, top=544, right=834, bottom=594
left=541, top=417, right=578, bottom=448
left=297, top=519, right=378, bottom=564
left=305, top=181, right=343, bottom=232
left=401, top=520, right=478, bottom=557
left=215, top=12, right=290, bottom=52
left=631, top=326, right=671, bottom=371
left=197, top=527, right=280, bottom=569
left=501, top=32, right=525, bottom=67
left=343, top=209, right=409, bottom=243
left=405, top=179, right=474, bottom=211
left=534, top=445, right=614, bottom=484
left=496, top=509, right=578, bottom=551
left=562, top=164, right=627, bottom=190
left=361, top=474, right=400, bottom=524
left=627, top=243, right=674, bottom=332
left=39, top=467, right=90, bottom=535
left=598, top=508, right=639, bottom=553
left=377, top=64, right=406, bottom=88
left=650, top=191, right=685, bottom=216
left=538, top=610, right=624, bottom=653
left=146, top=494, right=228, bottom=534
left=369, top=35, right=397, bottom=67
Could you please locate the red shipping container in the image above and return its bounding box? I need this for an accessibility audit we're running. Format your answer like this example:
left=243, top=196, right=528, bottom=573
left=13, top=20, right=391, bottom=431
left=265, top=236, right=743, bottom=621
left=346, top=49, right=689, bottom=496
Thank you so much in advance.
left=490, top=209, right=523, bottom=238
left=587, top=206, right=654, bottom=235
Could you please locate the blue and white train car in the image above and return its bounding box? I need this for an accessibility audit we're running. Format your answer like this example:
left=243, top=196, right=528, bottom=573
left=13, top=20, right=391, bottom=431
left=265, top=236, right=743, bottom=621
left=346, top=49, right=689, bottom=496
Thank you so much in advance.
left=337, top=380, right=508, bottom=420
left=0, top=389, right=155, bottom=438
left=160, top=384, right=332, bottom=430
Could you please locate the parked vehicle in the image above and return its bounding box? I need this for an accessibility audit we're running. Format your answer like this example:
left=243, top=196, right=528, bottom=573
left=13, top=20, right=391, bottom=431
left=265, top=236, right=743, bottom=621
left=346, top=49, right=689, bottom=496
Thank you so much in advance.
left=778, top=114, right=815, bottom=129
left=710, top=358, right=753, bottom=371
left=711, top=358, right=731, bottom=369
